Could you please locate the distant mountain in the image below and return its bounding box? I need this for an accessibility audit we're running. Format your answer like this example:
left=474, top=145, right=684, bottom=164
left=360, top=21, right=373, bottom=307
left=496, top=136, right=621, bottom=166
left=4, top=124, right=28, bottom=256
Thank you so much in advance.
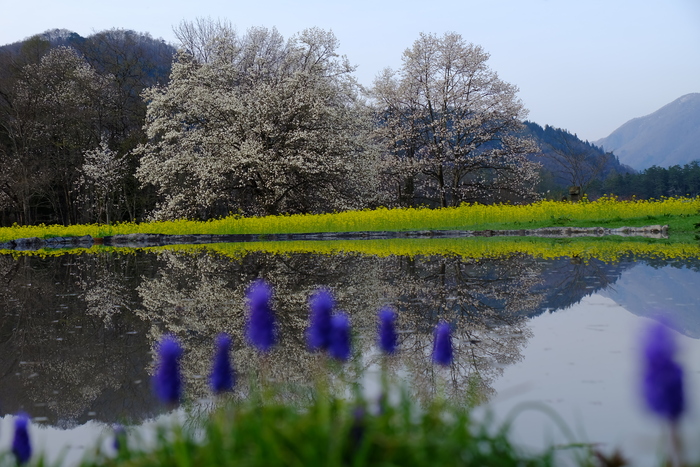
left=595, top=93, right=700, bottom=170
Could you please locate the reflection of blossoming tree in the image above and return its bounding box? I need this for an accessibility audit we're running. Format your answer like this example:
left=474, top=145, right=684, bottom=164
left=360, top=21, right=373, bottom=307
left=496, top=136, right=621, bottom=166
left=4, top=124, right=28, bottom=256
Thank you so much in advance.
left=135, top=250, right=545, bottom=405
left=78, top=252, right=135, bottom=325
left=0, top=253, right=156, bottom=426
left=1, top=248, right=605, bottom=427
left=363, top=254, right=544, bottom=404
left=134, top=249, right=386, bottom=401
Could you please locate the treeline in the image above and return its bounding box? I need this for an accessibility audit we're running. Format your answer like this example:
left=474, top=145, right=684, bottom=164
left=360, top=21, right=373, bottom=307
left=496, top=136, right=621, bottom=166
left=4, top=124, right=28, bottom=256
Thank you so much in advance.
left=0, top=28, right=175, bottom=225
left=0, top=24, right=544, bottom=226
left=0, top=22, right=689, bottom=228
left=591, top=161, right=700, bottom=199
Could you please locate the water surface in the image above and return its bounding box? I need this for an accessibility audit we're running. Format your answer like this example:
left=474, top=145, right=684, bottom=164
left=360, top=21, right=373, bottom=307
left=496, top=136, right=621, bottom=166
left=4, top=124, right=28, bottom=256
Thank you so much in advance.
left=0, top=244, right=698, bottom=465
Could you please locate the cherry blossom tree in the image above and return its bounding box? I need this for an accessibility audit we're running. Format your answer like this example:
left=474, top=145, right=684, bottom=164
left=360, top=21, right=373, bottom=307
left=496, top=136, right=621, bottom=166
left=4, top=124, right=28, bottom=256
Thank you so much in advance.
left=136, top=22, right=379, bottom=220
left=373, top=32, right=541, bottom=207
left=78, top=138, right=128, bottom=224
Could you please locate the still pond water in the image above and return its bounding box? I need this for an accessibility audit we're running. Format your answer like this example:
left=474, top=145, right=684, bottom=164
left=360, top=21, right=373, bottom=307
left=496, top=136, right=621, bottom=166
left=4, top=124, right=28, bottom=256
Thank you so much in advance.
left=0, top=242, right=699, bottom=465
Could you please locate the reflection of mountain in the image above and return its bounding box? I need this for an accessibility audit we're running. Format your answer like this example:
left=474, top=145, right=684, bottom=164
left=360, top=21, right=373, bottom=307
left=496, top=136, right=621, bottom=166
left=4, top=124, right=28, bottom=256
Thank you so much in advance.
left=526, top=257, right=635, bottom=316
left=598, top=261, right=700, bottom=338
left=525, top=257, right=700, bottom=339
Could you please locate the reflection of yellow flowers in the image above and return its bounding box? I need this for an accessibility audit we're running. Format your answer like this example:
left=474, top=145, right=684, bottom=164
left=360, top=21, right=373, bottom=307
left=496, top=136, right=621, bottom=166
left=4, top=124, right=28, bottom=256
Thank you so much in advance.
left=177, top=238, right=700, bottom=263
left=5, top=237, right=697, bottom=263
left=0, top=196, right=699, bottom=243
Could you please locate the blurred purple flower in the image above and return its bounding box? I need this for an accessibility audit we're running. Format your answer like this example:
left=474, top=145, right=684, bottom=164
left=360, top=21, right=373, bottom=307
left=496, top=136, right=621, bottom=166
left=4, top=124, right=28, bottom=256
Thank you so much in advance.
left=113, top=423, right=126, bottom=451
left=153, top=334, right=183, bottom=405
left=432, top=321, right=453, bottom=366
left=210, top=333, right=235, bottom=394
left=307, top=289, right=334, bottom=351
left=642, top=320, right=684, bottom=422
left=246, top=280, right=276, bottom=352
left=329, top=312, right=351, bottom=362
left=378, top=307, right=398, bottom=355
left=12, top=413, right=31, bottom=465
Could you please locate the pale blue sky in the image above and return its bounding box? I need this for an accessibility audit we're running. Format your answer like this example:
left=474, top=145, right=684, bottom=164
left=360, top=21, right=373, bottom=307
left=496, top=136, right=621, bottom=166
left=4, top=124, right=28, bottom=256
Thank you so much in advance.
left=2, top=0, right=699, bottom=141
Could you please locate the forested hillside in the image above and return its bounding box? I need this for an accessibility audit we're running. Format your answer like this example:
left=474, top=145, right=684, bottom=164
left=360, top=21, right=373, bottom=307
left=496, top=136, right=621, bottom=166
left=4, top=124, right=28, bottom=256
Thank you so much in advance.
left=522, top=121, right=634, bottom=198
left=0, top=29, right=176, bottom=225
left=522, top=121, right=700, bottom=200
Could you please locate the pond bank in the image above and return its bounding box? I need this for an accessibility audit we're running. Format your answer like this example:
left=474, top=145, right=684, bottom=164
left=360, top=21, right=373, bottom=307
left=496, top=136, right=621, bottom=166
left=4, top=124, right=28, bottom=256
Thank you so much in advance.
left=0, top=225, right=668, bottom=251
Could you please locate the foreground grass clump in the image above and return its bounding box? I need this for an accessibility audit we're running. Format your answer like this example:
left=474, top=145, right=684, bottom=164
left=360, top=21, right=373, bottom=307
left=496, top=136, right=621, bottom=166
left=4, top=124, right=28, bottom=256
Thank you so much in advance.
left=89, top=396, right=558, bottom=467
left=0, top=196, right=698, bottom=243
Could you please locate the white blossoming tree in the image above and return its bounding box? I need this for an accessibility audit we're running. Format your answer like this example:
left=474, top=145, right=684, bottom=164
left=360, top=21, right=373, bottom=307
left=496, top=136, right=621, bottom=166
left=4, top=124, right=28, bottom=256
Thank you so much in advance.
left=373, top=32, right=541, bottom=207
left=78, top=138, right=127, bottom=224
left=136, top=22, right=379, bottom=220
left=1, top=46, right=115, bottom=224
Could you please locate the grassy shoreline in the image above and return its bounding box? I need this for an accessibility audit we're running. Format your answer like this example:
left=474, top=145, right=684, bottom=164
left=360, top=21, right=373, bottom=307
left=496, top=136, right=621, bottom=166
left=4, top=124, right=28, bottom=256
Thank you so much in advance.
left=1, top=197, right=699, bottom=244
left=82, top=395, right=566, bottom=467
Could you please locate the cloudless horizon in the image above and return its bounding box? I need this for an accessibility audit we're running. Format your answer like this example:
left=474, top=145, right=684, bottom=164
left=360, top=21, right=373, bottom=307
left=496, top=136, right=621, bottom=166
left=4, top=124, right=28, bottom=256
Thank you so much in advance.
left=2, top=0, right=699, bottom=142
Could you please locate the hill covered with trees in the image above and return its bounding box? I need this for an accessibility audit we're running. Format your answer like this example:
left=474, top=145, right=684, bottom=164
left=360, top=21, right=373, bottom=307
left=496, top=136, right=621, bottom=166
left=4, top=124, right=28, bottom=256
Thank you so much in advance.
left=0, top=28, right=176, bottom=225
left=522, top=121, right=634, bottom=199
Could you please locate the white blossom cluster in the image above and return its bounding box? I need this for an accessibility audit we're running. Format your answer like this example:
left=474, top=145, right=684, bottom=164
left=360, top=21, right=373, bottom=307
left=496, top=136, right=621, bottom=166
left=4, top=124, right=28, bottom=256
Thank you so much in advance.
left=373, top=32, right=541, bottom=207
left=78, top=139, right=128, bottom=224
left=136, top=23, right=379, bottom=219
left=135, top=24, right=540, bottom=220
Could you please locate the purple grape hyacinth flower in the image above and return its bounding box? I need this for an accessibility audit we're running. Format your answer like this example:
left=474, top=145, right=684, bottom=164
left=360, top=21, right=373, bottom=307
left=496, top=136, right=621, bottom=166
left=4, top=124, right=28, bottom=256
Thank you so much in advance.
left=12, top=413, right=31, bottom=465
left=378, top=307, right=398, bottom=355
left=153, top=334, right=183, bottom=405
left=432, top=321, right=453, bottom=366
left=307, top=289, right=334, bottom=351
left=113, top=423, right=126, bottom=451
left=210, top=333, right=235, bottom=394
left=246, top=279, right=276, bottom=352
left=329, top=312, right=351, bottom=362
left=642, top=320, right=684, bottom=422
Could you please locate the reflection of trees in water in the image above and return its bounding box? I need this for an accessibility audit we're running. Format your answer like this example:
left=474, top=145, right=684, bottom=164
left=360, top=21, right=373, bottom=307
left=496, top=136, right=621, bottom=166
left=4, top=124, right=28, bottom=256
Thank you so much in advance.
left=371, top=254, right=543, bottom=403
left=3, top=249, right=682, bottom=427
left=0, top=253, right=157, bottom=427
left=79, top=253, right=135, bottom=325
left=135, top=250, right=387, bottom=402
left=135, top=251, right=545, bottom=406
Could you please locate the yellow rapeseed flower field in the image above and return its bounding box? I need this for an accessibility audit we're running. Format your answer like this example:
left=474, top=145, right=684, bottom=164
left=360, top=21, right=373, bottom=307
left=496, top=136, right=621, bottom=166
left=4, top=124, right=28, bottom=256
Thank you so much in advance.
left=0, top=196, right=698, bottom=243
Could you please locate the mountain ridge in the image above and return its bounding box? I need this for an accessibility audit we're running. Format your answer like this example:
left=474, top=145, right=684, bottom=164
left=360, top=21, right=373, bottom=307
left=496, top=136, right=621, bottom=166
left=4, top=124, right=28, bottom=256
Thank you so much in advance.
left=595, top=93, right=700, bottom=170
